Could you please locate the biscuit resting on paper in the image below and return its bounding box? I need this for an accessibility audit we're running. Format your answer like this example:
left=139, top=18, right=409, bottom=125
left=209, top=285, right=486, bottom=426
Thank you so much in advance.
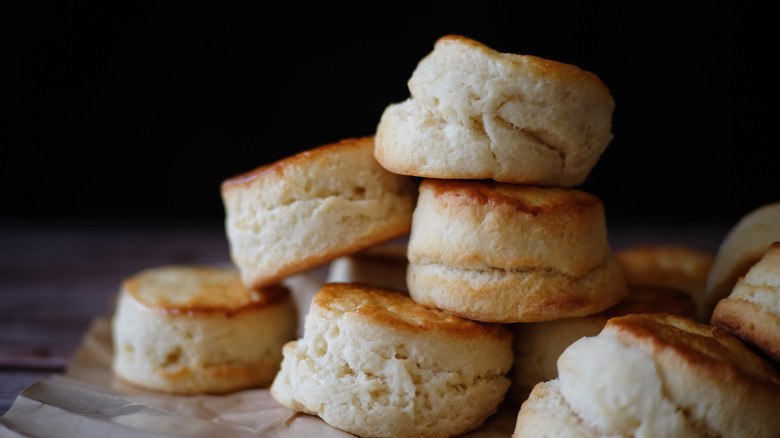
left=271, top=282, right=513, bottom=438
left=111, top=265, right=298, bottom=394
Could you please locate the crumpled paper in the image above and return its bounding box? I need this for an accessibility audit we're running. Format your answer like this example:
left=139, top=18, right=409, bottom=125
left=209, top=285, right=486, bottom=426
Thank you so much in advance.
left=0, top=268, right=519, bottom=438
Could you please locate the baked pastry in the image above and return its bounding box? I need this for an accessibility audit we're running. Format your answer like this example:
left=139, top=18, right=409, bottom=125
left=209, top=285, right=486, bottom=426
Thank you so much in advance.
left=512, top=313, right=780, bottom=438
left=406, top=179, right=628, bottom=323
left=615, top=244, right=714, bottom=322
left=111, top=265, right=298, bottom=394
left=712, top=241, right=780, bottom=363
left=374, top=34, right=615, bottom=187
left=270, top=282, right=513, bottom=438
left=509, top=284, right=695, bottom=405
left=704, top=201, right=780, bottom=318
left=326, top=239, right=409, bottom=292
left=221, top=136, right=417, bottom=290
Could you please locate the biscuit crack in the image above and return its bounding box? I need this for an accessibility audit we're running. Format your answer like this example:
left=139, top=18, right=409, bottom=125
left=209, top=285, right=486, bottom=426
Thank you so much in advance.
left=520, top=127, right=567, bottom=170
left=475, top=115, right=502, bottom=172
left=415, top=259, right=569, bottom=278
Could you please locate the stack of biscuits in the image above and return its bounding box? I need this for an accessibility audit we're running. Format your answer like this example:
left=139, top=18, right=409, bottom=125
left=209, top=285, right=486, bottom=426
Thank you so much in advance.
left=108, top=34, right=780, bottom=438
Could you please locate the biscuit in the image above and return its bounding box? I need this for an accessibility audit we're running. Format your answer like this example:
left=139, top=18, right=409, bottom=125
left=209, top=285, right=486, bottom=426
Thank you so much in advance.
left=406, top=179, right=628, bottom=323
left=712, top=241, right=780, bottom=363
left=221, top=136, right=417, bottom=290
left=509, top=284, right=695, bottom=405
left=111, top=265, right=298, bottom=394
left=270, top=283, right=513, bottom=438
left=512, top=313, right=780, bottom=437
left=704, top=201, right=780, bottom=318
left=374, top=34, right=615, bottom=187
left=326, top=239, right=409, bottom=292
left=615, top=244, right=714, bottom=322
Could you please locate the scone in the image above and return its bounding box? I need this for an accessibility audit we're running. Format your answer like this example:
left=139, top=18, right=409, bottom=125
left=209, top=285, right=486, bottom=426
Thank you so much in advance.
left=512, top=313, right=780, bottom=438
left=615, top=244, right=714, bottom=322
left=375, top=34, right=615, bottom=187
left=704, top=201, right=780, bottom=318
left=406, top=179, right=628, bottom=323
left=712, top=241, right=780, bottom=363
left=326, top=239, right=409, bottom=292
left=270, top=283, right=513, bottom=438
left=111, top=265, right=298, bottom=394
left=509, top=284, right=695, bottom=405
left=221, top=136, right=418, bottom=290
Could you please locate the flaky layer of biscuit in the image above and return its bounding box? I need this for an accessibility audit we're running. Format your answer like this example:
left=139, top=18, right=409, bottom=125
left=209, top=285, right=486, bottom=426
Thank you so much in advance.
left=221, top=137, right=417, bottom=289
left=712, top=241, right=780, bottom=362
left=407, top=256, right=627, bottom=323
left=704, top=202, right=780, bottom=317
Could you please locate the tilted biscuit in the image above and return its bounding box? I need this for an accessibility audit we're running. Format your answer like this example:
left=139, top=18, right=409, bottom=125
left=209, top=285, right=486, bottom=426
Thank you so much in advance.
left=375, top=34, right=615, bottom=187
left=111, top=265, right=298, bottom=394
left=704, top=201, right=780, bottom=319
left=407, top=179, right=627, bottom=323
left=221, top=136, right=417, bottom=290
left=512, top=313, right=780, bottom=437
left=271, top=283, right=513, bottom=438
left=712, top=241, right=780, bottom=363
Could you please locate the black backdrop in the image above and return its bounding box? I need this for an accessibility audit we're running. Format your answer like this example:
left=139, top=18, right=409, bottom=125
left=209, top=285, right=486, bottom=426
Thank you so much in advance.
left=4, top=2, right=777, bottom=230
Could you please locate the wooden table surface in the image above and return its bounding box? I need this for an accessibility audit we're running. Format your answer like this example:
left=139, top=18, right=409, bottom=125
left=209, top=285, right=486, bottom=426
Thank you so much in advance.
left=0, top=222, right=234, bottom=415
left=0, top=218, right=731, bottom=416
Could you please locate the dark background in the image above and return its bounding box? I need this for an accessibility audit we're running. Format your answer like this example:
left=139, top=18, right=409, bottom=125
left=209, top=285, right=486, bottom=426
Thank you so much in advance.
left=3, top=1, right=777, bottom=231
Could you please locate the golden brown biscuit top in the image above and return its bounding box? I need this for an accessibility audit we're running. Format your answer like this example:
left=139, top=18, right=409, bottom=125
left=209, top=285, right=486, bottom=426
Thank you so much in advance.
left=422, top=179, right=602, bottom=217
left=604, top=313, right=780, bottom=388
left=220, top=136, right=374, bottom=192
left=312, top=283, right=510, bottom=340
left=122, top=265, right=290, bottom=316
left=432, top=34, right=613, bottom=105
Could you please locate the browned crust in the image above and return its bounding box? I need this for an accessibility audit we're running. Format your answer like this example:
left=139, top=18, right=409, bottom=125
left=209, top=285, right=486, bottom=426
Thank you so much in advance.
left=220, top=136, right=374, bottom=192
left=605, top=313, right=780, bottom=389
left=124, top=280, right=292, bottom=318
left=422, top=179, right=602, bottom=218
left=712, top=297, right=780, bottom=364
left=311, top=282, right=511, bottom=341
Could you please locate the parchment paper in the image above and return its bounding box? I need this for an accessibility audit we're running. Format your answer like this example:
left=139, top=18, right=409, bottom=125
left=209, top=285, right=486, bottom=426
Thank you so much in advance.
left=0, top=269, right=519, bottom=438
